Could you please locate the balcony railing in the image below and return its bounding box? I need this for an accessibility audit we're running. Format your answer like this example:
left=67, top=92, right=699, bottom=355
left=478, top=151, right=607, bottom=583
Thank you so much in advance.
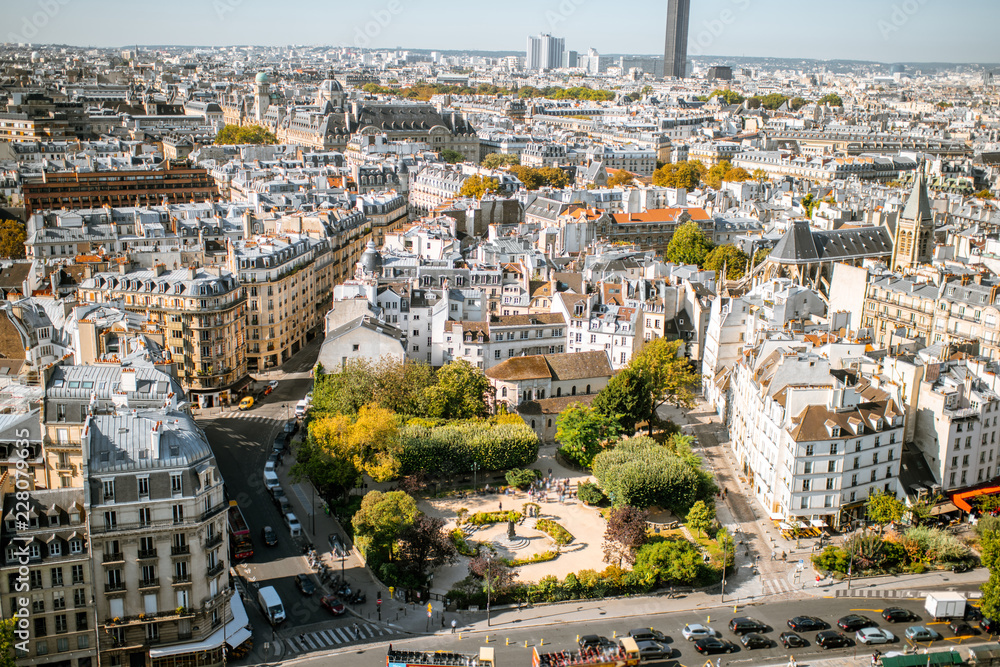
left=206, top=561, right=225, bottom=577
left=171, top=544, right=190, bottom=556
left=138, top=578, right=159, bottom=589
left=102, top=552, right=124, bottom=563
left=172, top=574, right=191, bottom=585
left=137, top=549, right=158, bottom=559
left=105, top=582, right=126, bottom=593
left=205, top=533, right=222, bottom=549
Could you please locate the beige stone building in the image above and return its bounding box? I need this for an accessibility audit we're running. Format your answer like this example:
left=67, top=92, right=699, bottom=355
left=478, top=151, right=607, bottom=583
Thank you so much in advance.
left=226, top=234, right=334, bottom=371
left=76, top=266, right=247, bottom=408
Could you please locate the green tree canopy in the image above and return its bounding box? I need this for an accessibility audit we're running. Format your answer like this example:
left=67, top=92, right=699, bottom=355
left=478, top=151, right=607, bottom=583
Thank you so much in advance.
left=481, top=153, right=520, bottom=169
left=352, top=490, right=419, bottom=561
left=458, top=175, right=501, bottom=199
left=509, top=165, right=568, bottom=190
left=666, top=220, right=714, bottom=266
left=866, top=491, right=906, bottom=535
left=723, top=166, right=752, bottom=183
left=422, top=359, right=492, bottom=419
left=752, top=247, right=772, bottom=265
left=214, top=124, right=277, bottom=145
left=686, top=499, right=715, bottom=538
left=0, top=220, right=27, bottom=259
left=819, top=93, right=843, bottom=107
left=652, top=160, right=704, bottom=189
left=703, top=244, right=750, bottom=280
left=709, top=89, right=744, bottom=105
left=760, top=93, right=790, bottom=110
left=751, top=168, right=768, bottom=183
left=981, top=529, right=1000, bottom=621
left=311, top=356, right=436, bottom=418
left=628, top=338, right=699, bottom=415
left=592, top=366, right=654, bottom=434
left=790, top=96, right=808, bottom=111
left=290, top=430, right=360, bottom=502
left=556, top=403, right=621, bottom=468
left=440, top=149, right=465, bottom=164
left=0, top=618, right=18, bottom=667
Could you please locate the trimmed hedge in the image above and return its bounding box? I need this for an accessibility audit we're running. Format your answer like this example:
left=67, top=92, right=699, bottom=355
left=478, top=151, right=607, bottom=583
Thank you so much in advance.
left=399, top=421, right=540, bottom=476
left=536, top=519, right=574, bottom=545
left=449, top=528, right=480, bottom=557
left=577, top=481, right=606, bottom=506
left=506, top=550, right=558, bottom=567
left=467, top=511, right=523, bottom=526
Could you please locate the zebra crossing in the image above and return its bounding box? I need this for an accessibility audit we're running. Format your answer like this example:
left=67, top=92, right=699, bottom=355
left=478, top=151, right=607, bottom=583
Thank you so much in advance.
left=760, top=575, right=794, bottom=597
left=285, top=623, right=398, bottom=653
left=222, top=413, right=274, bottom=423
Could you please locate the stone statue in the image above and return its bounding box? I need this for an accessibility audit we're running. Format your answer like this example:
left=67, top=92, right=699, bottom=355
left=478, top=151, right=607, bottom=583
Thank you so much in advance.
left=507, top=520, right=516, bottom=539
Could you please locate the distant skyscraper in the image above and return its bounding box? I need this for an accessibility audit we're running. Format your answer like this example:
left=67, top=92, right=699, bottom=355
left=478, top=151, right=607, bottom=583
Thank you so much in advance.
left=663, top=0, right=690, bottom=79
left=526, top=33, right=565, bottom=71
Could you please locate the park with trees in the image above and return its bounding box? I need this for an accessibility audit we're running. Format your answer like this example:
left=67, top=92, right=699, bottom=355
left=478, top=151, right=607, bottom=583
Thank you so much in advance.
left=295, top=340, right=727, bottom=606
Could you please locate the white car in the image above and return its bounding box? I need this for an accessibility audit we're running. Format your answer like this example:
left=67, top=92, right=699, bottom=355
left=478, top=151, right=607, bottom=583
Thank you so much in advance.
left=268, top=380, right=279, bottom=389
left=682, top=624, right=715, bottom=641
left=856, top=628, right=895, bottom=645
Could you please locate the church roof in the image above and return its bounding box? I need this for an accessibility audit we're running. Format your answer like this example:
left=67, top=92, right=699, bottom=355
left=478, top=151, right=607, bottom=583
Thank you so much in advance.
left=901, top=172, right=933, bottom=223
left=769, top=221, right=893, bottom=266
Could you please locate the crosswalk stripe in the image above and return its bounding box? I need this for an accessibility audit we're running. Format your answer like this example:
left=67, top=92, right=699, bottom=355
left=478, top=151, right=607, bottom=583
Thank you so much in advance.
left=372, top=625, right=386, bottom=636
left=289, top=637, right=305, bottom=652
left=335, top=627, right=353, bottom=642
left=302, top=634, right=318, bottom=650
left=320, top=630, right=339, bottom=645
left=363, top=624, right=376, bottom=638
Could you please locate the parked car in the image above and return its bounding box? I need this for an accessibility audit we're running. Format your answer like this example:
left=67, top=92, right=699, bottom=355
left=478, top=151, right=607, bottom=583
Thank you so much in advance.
left=856, top=628, right=895, bottom=645
left=980, top=617, right=999, bottom=634
left=788, top=616, right=826, bottom=632
left=272, top=435, right=287, bottom=454
left=625, top=639, right=670, bottom=660
left=629, top=628, right=670, bottom=644
left=729, top=618, right=767, bottom=635
left=740, top=633, right=770, bottom=650
left=682, top=624, right=715, bottom=641
left=904, top=626, right=942, bottom=642
left=780, top=632, right=807, bottom=648
left=949, top=621, right=975, bottom=636
left=838, top=615, right=877, bottom=631
left=816, top=631, right=851, bottom=649
left=284, top=512, right=302, bottom=536
left=328, top=533, right=346, bottom=557
left=284, top=419, right=298, bottom=436
left=295, top=574, right=316, bottom=595
left=578, top=635, right=614, bottom=651
left=239, top=396, right=254, bottom=410
left=694, top=637, right=735, bottom=655
left=882, top=608, right=918, bottom=623
left=261, top=526, right=278, bottom=547
left=321, top=595, right=346, bottom=615
left=268, top=380, right=279, bottom=389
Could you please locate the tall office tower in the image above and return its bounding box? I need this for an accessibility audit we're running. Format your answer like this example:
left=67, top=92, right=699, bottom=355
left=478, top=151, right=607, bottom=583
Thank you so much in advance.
left=526, top=33, right=565, bottom=71
left=664, top=0, right=690, bottom=79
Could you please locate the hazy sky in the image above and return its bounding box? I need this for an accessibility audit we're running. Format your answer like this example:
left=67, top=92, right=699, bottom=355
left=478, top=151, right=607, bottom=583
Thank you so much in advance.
left=3, top=0, right=997, bottom=64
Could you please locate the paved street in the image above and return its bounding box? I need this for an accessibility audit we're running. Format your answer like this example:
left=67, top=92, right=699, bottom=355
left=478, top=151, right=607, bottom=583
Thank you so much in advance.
left=281, top=593, right=991, bottom=667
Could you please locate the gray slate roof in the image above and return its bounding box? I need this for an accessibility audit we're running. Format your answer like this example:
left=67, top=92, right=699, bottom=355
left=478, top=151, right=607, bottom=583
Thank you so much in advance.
left=769, top=221, right=893, bottom=265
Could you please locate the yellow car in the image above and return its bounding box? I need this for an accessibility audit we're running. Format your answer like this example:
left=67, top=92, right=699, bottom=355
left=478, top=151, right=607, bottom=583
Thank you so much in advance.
left=239, top=396, right=254, bottom=411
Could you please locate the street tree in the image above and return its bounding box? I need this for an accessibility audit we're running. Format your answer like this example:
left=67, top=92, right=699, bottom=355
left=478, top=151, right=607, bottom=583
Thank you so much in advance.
left=665, top=220, right=714, bottom=266
left=651, top=160, right=704, bottom=190
left=352, top=490, right=419, bottom=561
left=347, top=404, right=402, bottom=482
left=709, top=89, right=744, bottom=105
left=751, top=168, right=768, bottom=183
left=290, top=429, right=360, bottom=501
left=686, top=500, right=715, bottom=538
left=723, top=166, right=752, bottom=183
left=440, top=149, right=465, bottom=164
left=818, top=93, right=843, bottom=107
left=703, top=244, right=750, bottom=280
left=866, top=491, right=906, bottom=536
left=214, top=124, right=277, bottom=145
left=981, top=529, right=1000, bottom=622
left=468, top=553, right=517, bottom=596
left=603, top=505, right=650, bottom=566
left=752, top=247, right=772, bottom=265
left=555, top=403, right=620, bottom=468
left=702, top=160, right=733, bottom=190
left=0, top=618, right=18, bottom=667
left=790, top=96, right=808, bottom=111
left=592, top=366, right=654, bottom=434
left=628, top=338, right=699, bottom=415
left=458, top=175, right=501, bottom=199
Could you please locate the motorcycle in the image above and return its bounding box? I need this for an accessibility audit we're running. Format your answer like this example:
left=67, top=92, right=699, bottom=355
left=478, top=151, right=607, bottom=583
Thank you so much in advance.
left=954, top=563, right=971, bottom=573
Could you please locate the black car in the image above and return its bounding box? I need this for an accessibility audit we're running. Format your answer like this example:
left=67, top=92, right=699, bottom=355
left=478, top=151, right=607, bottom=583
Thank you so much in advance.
left=816, top=630, right=851, bottom=649
left=788, top=616, right=826, bottom=632
left=729, top=617, right=767, bottom=635
left=780, top=632, right=807, bottom=648
left=261, top=525, right=278, bottom=547
left=949, top=621, right=975, bottom=637
left=284, top=419, right=299, bottom=436
left=578, top=635, right=614, bottom=650
left=272, top=435, right=286, bottom=453
left=981, top=617, right=999, bottom=634
left=882, top=608, right=917, bottom=623
left=740, top=633, right=770, bottom=649
left=629, top=628, right=670, bottom=643
left=694, top=637, right=735, bottom=655
left=295, top=574, right=316, bottom=595
left=838, top=615, right=877, bottom=631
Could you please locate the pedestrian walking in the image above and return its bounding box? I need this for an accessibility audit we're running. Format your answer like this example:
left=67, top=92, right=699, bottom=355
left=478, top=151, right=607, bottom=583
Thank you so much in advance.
left=498, top=500, right=502, bottom=512
left=441, top=614, right=445, bottom=629
left=353, top=622, right=360, bottom=638
left=451, top=619, right=457, bottom=634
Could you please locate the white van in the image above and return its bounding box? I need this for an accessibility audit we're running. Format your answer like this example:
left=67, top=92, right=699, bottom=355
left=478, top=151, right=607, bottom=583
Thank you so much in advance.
left=257, top=586, right=285, bottom=625
left=285, top=512, right=302, bottom=537
left=263, top=470, right=279, bottom=492
left=295, top=399, right=308, bottom=418
left=264, top=460, right=276, bottom=474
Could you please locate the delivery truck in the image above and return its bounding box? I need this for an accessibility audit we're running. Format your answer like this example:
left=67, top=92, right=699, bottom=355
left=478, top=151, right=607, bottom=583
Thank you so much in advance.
left=925, top=591, right=967, bottom=621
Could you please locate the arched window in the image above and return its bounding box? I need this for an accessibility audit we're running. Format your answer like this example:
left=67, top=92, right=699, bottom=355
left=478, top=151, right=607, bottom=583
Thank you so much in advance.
left=501, top=387, right=507, bottom=398
left=571, top=386, right=577, bottom=395
left=547, top=419, right=552, bottom=428
left=556, top=387, right=561, bottom=397
left=586, top=384, right=591, bottom=394
left=531, top=420, right=536, bottom=428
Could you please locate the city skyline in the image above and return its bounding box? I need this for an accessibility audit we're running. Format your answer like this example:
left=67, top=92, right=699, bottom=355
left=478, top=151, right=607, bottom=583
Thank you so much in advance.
left=1, top=0, right=998, bottom=65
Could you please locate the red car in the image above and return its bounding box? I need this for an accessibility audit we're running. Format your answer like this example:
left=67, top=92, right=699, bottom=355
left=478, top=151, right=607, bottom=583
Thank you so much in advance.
left=321, top=595, right=346, bottom=615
